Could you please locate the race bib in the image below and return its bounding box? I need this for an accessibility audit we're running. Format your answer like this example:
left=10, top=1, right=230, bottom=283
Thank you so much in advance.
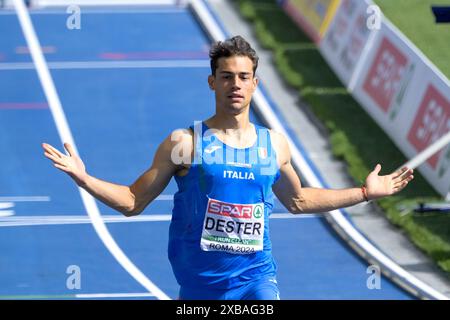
left=200, top=197, right=264, bottom=254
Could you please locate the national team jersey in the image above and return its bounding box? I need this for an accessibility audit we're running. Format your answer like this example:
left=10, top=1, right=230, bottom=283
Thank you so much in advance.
left=168, top=121, right=280, bottom=289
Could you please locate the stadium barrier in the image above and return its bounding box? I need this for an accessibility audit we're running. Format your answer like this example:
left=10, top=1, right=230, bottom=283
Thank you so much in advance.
left=281, top=0, right=450, bottom=199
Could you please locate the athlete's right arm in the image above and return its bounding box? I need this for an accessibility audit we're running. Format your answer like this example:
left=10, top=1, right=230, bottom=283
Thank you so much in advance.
left=42, top=129, right=193, bottom=216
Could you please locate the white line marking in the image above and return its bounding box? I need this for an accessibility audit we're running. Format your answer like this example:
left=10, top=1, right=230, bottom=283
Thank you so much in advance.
left=189, top=0, right=224, bottom=41
left=75, top=292, right=155, bottom=299
left=0, top=9, right=186, bottom=15
left=0, top=202, right=15, bottom=209
left=399, top=131, right=450, bottom=172
left=12, top=0, right=170, bottom=300
left=37, top=0, right=178, bottom=6
left=270, top=213, right=322, bottom=219
left=0, top=214, right=172, bottom=221
left=0, top=202, right=15, bottom=217
left=0, top=213, right=318, bottom=221
left=0, top=211, right=15, bottom=218
left=0, top=196, right=50, bottom=202
left=0, top=213, right=320, bottom=227
left=0, top=292, right=156, bottom=299
left=0, top=60, right=210, bottom=71
left=0, top=214, right=172, bottom=226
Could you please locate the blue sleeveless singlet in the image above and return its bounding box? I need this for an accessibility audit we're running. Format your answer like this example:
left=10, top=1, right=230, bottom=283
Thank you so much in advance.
left=168, top=121, right=280, bottom=289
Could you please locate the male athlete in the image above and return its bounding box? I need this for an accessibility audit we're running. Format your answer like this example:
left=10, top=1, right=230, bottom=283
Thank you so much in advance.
left=42, top=36, right=414, bottom=300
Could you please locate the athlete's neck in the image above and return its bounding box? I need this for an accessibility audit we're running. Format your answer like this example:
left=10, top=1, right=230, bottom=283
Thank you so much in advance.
left=206, top=111, right=251, bottom=131
left=205, top=113, right=255, bottom=147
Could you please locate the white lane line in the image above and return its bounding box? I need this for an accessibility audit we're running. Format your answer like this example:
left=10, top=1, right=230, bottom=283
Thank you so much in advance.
left=0, top=196, right=51, bottom=202
left=0, top=214, right=172, bottom=226
left=0, top=292, right=156, bottom=299
left=0, top=9, right=186, bottom=15
left=0, top=202, right=15, bottom=209
left=12, top=0, right=170, bottom=300
left=0, top=60, right=210, bottom=70
left=0, top=195, right=171, bottom=202
left=0, top=211, right=15, bottom=218
left=75, top=292, right=155, bottom=299
left=0, top=214, right=172, bottom=220
left=37, top=0, right=178, bottom=7
left=399, top=131, right=450, bottom=173
left=0, top=202, right=15, bottom=217
left=271, top=213, right=322, bottom=219
left=0, top=213, right=321, bottom=227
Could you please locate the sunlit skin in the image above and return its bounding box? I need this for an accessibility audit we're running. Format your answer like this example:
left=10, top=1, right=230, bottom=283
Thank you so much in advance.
left=208, top=55, right=258, bottom=117
left=205, top=55, right=259, bottom=146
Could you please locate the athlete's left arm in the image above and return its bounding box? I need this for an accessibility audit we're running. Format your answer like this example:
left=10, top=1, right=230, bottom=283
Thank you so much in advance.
left=270, top=131, right=414, bottom=214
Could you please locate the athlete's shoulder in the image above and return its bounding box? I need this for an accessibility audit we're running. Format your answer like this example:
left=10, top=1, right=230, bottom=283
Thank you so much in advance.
left=166, top=128, right=194, bottom=150
left=170, top=127, right=194, bottom=140
left=267, top=129, right=290, bottom=166
left=155, top=128, right=194, bottom=167
left=267, top=129, right=287, bottom=146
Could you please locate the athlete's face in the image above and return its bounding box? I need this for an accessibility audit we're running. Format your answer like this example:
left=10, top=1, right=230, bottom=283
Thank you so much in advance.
left=208, top=56, right=258, bottom=115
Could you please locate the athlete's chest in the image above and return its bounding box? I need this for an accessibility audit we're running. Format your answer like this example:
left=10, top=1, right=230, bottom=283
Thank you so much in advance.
left=197, top=144, right=277, bottom=186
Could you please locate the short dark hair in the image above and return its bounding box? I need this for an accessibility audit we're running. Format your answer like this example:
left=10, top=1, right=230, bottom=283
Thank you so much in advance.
left=209, top=35, right=259, bottom=76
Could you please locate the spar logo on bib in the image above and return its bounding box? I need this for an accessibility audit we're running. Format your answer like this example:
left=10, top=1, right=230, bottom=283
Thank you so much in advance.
left=202, top=197, right=265, bottom=254
left=207, top=198, right=263, bottom=219
left=253, top=204, right=263, bottom=219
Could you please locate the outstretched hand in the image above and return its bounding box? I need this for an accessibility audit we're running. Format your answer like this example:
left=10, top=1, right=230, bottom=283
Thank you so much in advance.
left=365, top=164, right=414, bottom=200
left=42, top=142, right=88, bottom=186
